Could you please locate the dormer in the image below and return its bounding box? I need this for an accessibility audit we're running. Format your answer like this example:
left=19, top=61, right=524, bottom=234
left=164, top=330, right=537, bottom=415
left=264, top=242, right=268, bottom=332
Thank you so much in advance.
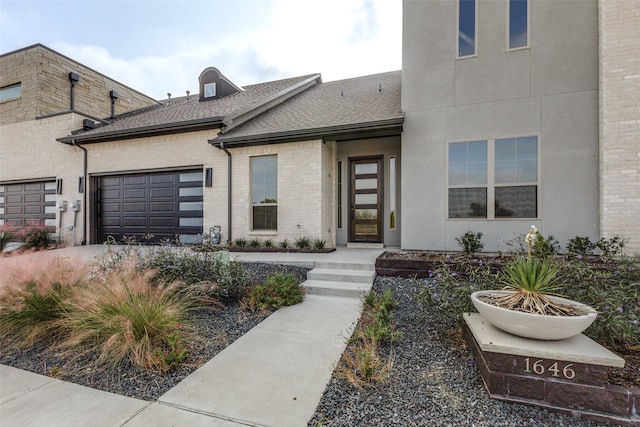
left=198, top=67, right=243, bottom=101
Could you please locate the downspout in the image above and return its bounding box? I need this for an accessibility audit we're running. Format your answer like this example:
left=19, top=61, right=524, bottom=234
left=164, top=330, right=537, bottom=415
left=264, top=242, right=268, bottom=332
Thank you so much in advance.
left=217, top=142, right=232, bottom=244
left=71, top=139, right=88, bottom=245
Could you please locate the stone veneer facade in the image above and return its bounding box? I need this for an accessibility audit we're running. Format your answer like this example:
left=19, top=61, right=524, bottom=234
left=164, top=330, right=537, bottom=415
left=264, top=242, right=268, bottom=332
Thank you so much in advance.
left=599, top=0, right=640, bottom=252
left=0, top=44, right=157, bottom=125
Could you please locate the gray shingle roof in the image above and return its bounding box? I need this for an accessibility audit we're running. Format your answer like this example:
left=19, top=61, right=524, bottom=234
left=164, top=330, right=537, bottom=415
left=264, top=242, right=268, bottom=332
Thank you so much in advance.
left=216, top=70, right=402, bottom=143
left=62, top=74, right=319, bottom=140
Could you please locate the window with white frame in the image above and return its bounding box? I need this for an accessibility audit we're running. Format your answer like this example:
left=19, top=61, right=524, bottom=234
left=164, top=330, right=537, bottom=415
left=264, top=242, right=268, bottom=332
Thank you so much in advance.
left=448, top=136, right=538, bottom=219
left=508, top=0, right=528, bottom=49
left=251, top=155, right=277, bottom=230
left=458, top=0, right=476, bottom=57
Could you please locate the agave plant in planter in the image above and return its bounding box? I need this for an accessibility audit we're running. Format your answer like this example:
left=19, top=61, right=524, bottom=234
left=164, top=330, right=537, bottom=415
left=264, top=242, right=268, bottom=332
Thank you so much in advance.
left=471, top=226, right=597, bottom=340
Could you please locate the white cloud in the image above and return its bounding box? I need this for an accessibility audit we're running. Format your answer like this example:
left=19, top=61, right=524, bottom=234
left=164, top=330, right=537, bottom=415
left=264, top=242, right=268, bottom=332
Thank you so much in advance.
left=50, top=0, right=401, bottom=100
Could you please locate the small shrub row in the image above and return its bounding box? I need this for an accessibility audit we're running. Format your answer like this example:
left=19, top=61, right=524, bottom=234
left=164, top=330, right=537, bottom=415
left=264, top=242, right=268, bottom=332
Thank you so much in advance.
left=337, top=290, right=401, bottom=388
left=231, top=236, right=327, bottom=250
left=456, top=229, right=628, bottom=259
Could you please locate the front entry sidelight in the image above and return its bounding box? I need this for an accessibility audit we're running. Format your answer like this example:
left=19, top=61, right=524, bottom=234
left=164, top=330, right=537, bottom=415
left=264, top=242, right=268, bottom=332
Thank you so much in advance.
left=349, top=157, right=383, bottom=243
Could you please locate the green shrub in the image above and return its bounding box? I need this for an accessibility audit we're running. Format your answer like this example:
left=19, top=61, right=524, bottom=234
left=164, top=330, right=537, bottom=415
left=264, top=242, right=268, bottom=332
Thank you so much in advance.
left=532, top=231, right=560, bottom=258
left=566, top=236, right=597, bottom=256
left=279, top=239, right=289, bottom=249
left=295, top=236, right=310, bottom=249
left=596, top=235, right=627, bottom=259
left=455, top=231, right=484, bottom=254
left=234, top=237, right=248, bottom=247
left=263, top=239, right=274, bottom=248
left=313, top=238, right=326, bottom=250
left=244, top=272, right=304, bottom=312
left=249, top=238, right=261, bottom=248
left=98, top=246, right=251, bottom=301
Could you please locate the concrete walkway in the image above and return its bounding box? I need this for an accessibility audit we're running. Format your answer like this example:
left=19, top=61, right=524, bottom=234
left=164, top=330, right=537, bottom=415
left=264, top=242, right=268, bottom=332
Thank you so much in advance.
left=0, top=246, right=384, bottom=426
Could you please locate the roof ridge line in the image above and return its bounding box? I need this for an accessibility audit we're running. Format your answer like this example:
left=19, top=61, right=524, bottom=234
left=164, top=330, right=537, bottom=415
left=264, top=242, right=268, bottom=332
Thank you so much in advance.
left=220, top=73, right=322, bottom=133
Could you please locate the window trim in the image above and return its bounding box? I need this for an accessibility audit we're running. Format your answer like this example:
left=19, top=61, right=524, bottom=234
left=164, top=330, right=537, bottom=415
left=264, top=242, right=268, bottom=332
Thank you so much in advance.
left=447, top=135, right=540, bottom=220
left=388, top=156, right=397, bottom=230
left=204, top=82, right=217, bottom=98
left=457, top=0, right=478, bottom=59
left=0, top=83, right=22, bottom=103
left=507, top=0, right=530, bottom=51
left=250, top=155, right=278, bottom=231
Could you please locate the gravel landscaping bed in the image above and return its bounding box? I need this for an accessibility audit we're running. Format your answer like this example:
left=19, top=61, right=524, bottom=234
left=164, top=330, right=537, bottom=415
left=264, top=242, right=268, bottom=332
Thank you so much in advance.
left=0, top=262, right=309, bottom=402
left=309, top=276, right=612, bottom=427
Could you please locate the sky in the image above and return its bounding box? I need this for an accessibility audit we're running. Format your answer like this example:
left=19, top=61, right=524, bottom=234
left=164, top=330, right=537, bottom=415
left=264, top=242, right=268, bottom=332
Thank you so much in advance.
left=0, top=0, right=402, bottom=100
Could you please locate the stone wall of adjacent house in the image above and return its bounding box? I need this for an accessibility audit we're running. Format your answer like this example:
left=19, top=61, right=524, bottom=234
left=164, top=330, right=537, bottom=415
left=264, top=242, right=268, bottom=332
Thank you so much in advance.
left=0, top=45, right=157, bottom=126
left=599, top=1, right=640, bottom=252
left=229, top=140, right=332, bottom=245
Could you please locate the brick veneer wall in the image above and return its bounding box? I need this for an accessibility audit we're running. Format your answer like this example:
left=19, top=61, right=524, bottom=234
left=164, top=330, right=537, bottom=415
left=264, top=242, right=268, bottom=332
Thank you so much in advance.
left=599, top=1, right=640, bottom=252
left=229, top=140, right=334, bottom=246
left=0, top=44, right=157, bottom=126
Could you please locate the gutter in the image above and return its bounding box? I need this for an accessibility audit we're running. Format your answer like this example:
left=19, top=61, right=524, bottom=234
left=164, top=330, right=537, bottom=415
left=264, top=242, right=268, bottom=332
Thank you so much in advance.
left=57, top=116, right=224, bottom=144
left=216, top=142, right=233, bottom=244
left=71, top=139, right=88, bottom=245
left=220, top=74, right=321, bottom=133
left=211, top=117, right=405, bottom=147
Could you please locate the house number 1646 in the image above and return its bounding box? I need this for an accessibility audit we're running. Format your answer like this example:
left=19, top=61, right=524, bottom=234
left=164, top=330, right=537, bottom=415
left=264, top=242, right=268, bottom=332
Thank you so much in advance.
left=523, top=358, right=576, bottom=379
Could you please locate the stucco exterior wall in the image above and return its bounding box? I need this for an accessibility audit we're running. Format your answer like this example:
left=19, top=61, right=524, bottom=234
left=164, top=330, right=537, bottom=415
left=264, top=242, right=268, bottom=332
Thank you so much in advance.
left=599, top=0, right=640, bottom=252
left=401, top=0, right=599, bottom=251
left=0, top=45, right=157, bottom=126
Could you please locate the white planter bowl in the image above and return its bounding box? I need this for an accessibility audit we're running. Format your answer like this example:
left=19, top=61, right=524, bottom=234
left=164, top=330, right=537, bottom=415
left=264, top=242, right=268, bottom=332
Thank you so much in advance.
left=470, top=290, right=597, bottom=340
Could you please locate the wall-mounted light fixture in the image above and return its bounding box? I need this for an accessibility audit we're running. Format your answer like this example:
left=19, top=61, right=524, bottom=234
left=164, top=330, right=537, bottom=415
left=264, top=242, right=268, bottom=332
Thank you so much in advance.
left=205, top=168, right=213, bottom=187
left=56, top=178, right=63, bottom=195
left=78, top=176, right=85, bottom=193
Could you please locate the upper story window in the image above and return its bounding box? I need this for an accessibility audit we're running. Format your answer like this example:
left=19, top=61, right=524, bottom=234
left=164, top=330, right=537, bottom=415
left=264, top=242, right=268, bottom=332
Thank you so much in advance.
left=0, top=83, right=21, bottom=102
left=509, top=0, right=529, bottom=49
left=251, top=155, right=278, bottom=230
left=458, top=0, right=476, bottom=57
left=204, top=82, right=216, bottom=98
left=448, top=136, right=538, bottom=219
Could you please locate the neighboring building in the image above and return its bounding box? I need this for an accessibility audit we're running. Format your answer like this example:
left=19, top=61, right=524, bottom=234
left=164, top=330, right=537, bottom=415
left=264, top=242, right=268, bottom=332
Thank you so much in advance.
left=0, top=44, right=158, bottom=243
left=2, top=0, right=638, bottom=252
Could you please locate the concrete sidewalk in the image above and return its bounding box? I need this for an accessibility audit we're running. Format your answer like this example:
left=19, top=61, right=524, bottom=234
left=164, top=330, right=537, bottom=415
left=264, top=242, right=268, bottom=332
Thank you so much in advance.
left=0, top=246, right=383, bottom=426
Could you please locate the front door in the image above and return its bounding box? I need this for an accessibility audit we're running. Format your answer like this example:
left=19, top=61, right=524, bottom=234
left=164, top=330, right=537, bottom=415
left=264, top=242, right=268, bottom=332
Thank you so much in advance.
left=349, top=157, right=383, bottom=243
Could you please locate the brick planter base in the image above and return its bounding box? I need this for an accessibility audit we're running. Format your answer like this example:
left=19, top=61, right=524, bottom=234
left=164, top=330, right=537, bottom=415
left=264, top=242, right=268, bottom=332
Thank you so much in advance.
left=463, top=313, right=639, bottom=426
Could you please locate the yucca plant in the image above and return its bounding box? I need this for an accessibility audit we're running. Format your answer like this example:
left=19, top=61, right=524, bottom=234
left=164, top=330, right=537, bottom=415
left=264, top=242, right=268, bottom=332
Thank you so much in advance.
left=487, top=257, right=585, bottom=316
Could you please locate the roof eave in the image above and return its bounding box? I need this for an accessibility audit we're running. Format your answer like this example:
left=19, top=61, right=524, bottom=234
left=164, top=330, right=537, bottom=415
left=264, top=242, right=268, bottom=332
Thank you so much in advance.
left=209, top=117, right=404, bottom=148
left=58, top=117, right=224, bottom=144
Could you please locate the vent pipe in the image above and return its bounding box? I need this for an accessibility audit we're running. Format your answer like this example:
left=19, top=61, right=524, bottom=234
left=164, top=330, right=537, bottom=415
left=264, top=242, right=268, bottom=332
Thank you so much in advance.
left=109, top=90, right=119, bottom=119
left=68, top=72, right=80, bottom=110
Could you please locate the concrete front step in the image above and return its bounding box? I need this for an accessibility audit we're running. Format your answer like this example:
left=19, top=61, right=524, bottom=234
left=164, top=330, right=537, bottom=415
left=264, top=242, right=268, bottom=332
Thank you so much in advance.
left=302, top=279, right=371, bottom=298
left=307, top=268, right=375, bottom=284
left=314, top=261, right=375, bottom=271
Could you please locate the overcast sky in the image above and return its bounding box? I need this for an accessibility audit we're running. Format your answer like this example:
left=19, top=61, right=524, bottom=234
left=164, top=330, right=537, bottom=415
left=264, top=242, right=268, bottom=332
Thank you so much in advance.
left=0, top=0, right=402, bottom=99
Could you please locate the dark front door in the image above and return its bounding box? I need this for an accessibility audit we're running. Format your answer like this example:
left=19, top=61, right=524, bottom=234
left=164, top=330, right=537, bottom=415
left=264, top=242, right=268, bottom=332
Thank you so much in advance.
left=349, top=157, right=383, bottom=243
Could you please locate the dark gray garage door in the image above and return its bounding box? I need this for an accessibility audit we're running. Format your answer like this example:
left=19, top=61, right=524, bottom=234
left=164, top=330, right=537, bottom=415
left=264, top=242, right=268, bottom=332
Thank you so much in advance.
left=0, top=181, right=57, bottom=228
left=96, top=170, right=203, bottom=244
